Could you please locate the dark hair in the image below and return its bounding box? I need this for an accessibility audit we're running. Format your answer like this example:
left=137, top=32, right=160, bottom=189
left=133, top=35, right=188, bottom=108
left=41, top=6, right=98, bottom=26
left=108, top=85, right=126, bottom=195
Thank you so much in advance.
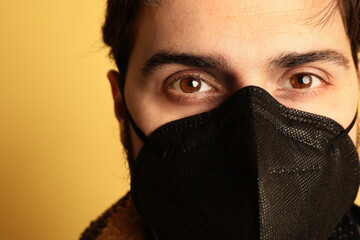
left=338, top=0, right=360, bottom=66
left=102, top=0, right=157, bottom=88
left=103, top=0, right=360, bottom=78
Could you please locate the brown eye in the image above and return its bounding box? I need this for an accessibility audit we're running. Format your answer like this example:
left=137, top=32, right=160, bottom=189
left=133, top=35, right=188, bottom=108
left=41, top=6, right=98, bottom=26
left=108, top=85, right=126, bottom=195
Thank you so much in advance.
left=170, top=76, right=212, bottom=93
left=286, top=73, right=322, bottom=89
left=180, top=78, right=201, bottom=93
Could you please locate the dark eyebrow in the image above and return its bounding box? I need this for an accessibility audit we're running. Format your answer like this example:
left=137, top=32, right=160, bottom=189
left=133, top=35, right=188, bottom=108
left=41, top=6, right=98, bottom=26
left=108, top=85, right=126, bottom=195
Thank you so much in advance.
left=141, top=50, right=230, bottom=76
left=268, top=50, right=351, bottom=69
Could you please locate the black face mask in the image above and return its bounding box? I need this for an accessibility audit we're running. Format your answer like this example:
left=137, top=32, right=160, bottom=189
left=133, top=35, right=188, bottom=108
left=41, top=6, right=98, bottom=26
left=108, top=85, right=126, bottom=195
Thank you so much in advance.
left=125, top=86, right=359, bottom=240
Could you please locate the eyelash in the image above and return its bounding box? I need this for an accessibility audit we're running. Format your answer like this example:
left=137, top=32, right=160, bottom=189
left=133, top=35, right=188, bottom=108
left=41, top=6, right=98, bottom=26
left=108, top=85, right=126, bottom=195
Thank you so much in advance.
left=164, top=69, right=330, bottom=102
left=164, top=70, right=221, bottom=103
left=277, top=69, right=330, bottom=98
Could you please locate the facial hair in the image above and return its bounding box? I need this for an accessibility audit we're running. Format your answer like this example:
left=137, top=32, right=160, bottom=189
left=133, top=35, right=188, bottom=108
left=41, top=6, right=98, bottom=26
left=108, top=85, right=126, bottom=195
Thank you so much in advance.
left=122, top=116, right=136, bottom=174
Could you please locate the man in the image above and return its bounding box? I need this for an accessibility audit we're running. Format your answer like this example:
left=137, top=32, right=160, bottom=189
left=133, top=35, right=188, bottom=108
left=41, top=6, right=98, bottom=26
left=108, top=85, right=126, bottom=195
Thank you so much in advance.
left=81, top=0, right=360, bottom=239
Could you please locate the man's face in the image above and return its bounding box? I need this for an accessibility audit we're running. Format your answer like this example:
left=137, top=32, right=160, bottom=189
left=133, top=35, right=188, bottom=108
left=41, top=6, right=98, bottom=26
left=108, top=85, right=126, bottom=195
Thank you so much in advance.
left=114, top=0, right=359, bottom=159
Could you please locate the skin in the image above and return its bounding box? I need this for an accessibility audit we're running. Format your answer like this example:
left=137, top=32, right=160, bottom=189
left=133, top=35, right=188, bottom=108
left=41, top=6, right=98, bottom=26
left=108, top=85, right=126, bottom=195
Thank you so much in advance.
left=109, top=0, right=360, bottom=168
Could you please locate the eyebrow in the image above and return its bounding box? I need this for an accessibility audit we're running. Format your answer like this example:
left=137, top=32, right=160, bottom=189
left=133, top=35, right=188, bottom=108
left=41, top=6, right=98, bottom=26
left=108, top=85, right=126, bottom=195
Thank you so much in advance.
left=268, top=50, right=351, bottom=69
left=141, top=49, right=351, bottom=77
left=141, top=50, right=230, bottom=77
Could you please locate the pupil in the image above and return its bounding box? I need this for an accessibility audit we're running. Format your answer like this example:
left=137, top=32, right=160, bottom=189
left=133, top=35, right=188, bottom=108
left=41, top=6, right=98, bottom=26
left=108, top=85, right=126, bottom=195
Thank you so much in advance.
left=299, top=76, right=311, bottom=85
left=188, top=80, right=199, bottom=88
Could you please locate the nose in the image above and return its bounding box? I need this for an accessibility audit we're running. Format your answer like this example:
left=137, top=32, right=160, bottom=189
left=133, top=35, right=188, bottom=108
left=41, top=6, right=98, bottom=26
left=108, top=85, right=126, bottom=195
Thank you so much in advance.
left=228, top=71, right=273, bottom=97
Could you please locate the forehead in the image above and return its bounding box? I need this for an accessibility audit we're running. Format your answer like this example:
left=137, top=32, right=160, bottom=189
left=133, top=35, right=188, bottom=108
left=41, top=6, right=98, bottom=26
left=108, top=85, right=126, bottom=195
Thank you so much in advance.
left=131, top=0, right=348, bottom=68
left=148, top=0, right=326, bottom=27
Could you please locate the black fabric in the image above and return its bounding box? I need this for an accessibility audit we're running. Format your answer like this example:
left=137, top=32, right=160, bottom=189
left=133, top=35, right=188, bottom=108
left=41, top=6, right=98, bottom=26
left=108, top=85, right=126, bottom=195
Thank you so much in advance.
left=328, top=205, right=360, bottom=239
left=145, top=204, right=360, bottom=240
left=145, top=224, right=156, bottom=240
left=79, top=190, right=360, bottom=239
left=129, top=86, right=359, bottom=240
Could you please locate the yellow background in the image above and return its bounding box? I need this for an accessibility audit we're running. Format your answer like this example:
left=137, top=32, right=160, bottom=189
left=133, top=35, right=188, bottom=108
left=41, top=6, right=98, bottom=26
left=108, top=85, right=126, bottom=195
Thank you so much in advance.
left=1, top=1, right=360, bottom=240
left=0, top=0, right=130, bottom=239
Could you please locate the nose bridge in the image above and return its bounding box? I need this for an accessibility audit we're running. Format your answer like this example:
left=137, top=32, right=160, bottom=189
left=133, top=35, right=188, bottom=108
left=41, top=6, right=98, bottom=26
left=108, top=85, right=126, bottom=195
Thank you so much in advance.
left=231, top=68, right=269, bottom=95
left=224, top=41, right=271, bottom=92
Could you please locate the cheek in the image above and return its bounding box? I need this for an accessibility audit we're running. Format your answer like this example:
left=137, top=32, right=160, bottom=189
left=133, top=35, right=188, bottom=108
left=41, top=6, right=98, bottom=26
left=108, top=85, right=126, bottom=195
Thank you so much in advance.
left=330, top=78, right=359, bottom=146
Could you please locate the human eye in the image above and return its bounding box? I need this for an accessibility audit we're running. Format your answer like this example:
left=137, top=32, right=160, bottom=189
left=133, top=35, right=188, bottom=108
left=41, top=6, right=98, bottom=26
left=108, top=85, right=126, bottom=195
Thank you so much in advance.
left=284, top=73, right=324, bottom=89
left=169, top=74, right=212, bottom=93
left=167, top=71, right=214, bottom=93
left=277, top=68, right=331, bottom=99
left=164, top=70, right=222, bottom=104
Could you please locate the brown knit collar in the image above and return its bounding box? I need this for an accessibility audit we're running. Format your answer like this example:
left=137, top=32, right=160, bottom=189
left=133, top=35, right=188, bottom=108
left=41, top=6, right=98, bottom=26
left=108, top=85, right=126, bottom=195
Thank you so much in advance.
left=80, top=192, right=148, bottom=240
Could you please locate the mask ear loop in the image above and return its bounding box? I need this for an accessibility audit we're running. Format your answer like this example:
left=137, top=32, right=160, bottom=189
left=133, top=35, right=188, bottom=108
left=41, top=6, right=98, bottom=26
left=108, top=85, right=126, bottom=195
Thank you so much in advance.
left=330, top=110, right=358, bottom=152
left=118, top=73, right=148, bottom=143
left=123, top=103, right=148, bottom=142
left=343, top=110, right=358, bottom=135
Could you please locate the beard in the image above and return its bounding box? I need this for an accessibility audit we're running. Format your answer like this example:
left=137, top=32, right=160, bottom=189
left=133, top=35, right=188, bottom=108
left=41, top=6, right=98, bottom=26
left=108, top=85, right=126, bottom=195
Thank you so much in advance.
left=122, top=116, right=136, bottom=174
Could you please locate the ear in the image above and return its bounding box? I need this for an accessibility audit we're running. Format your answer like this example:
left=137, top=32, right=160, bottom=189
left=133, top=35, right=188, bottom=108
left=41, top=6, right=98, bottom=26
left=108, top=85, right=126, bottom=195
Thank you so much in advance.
left=107, top=70, right=126, bottom=145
